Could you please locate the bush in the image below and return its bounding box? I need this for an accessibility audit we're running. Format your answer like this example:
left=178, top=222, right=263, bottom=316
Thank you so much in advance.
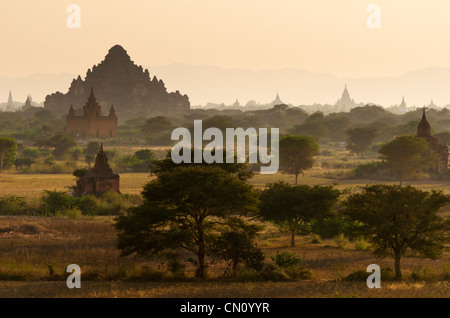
left=310, top=234, right=322, bottom=244
left=352, top=160, right=391, bottom=179
left=0, top=195, right=27, bottom=215
left=354, top=237, right=371, bottom=250
left=343, top=270, right=368, bottom=282
left=41, top=190, right=77, bottom=214
left=270, top=251, right=303, bottom=268
left=310, top=217, right=359, bottom=239
left=333, top=233, right=349, bottom=249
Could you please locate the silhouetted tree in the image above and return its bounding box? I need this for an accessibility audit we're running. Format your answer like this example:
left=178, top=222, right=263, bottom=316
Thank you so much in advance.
left=346, top=126, right=378, bottom=155
left=0, top=137, right=17, bottom=172
left=378, top=136, right=438, bottom=186
left=115, top=166, right=259, bottom=280
left=259, top=182, right=340, bottom=247
left=279, top=135, right=319, bottom=184
left=342, top=184, right=450, bottom=279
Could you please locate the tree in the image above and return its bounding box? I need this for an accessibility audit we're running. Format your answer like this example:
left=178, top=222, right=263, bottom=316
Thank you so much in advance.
left=141, top=116, right=174, bottom=145
left=84, top=154, right=94, bottom=169
left=378, top=135, right=439, bottom=186
left=114, top=166, right=259, bottom=279
left=153, top=150, right=254, bottom=181
left=0, top=137, right=17, bottom=172
left=259, top=182, right=340, bottom=247
left=83, top=142, right=100, bottom=156
left=346, top=126, right=378, bottom=155
left=118, top=149, right=156, bottom=173
left=14, top=157, right=34, bottom=170
left=35, top=133, right=76, bottom=159
left=342, top=184, right=450, bottom=279
left=209, top=219, right=264, bottom=276
left=279, top=135, right=319, bottom=184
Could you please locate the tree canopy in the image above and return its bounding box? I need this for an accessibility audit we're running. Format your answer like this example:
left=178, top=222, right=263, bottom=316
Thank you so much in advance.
left=279, top=135, right=319, bottom=184
left=378, top=135, right=439, bottom=186
left=259, top=182, right=340, bottom=247
left=115, top=165, right=259, bottom=279
left=342, top=184, right=450, bottom=279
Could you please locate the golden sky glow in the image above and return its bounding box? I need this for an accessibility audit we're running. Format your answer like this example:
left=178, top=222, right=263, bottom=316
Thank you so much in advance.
left=1, top=0, right=450, bottom=77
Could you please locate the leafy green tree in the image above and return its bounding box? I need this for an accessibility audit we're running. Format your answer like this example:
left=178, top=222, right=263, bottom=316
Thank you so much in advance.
left=153, top=150, right=254, bottom=181
left=85, top=154, right=94, bottom=169
left=259, top=182, right=340, bottom=247
left=119, top=149, right=156, bottom=173
left=0, top=137, right=17, bottom=172
left=83, top=142, right=100, bottom=156
left=115, top=166, right=259, bottom=279
left=14, top=157, right=34, bottom=170
left=378, top=135, right=439, bottom=186
left=35, top=133, right=76, bottom=159
left=342, top=184, right=450, bottom=279
left=279, top=135, right=319, bottom=184
left=141, top=116, right=174, bottom=145
left=346, top=126, right=378, bottom=155
left=209, top=219, right=264, bottom=276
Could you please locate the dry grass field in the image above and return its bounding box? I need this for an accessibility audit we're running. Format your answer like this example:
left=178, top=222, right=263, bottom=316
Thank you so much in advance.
left=0, top=216, right=448, bottom=298
left=0, top=170, right=449, bottom=298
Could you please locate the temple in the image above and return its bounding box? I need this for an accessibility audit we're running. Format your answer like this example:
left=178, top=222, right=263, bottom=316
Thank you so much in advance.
left=334, top=84, right=357, bottom=111
left=417, top=108, right=449, bottom=172
left=66, top=88, right=118, bottom=138
left=44, top=45, right=190, bottom=118
left=75, top=144, right=120, bottom=197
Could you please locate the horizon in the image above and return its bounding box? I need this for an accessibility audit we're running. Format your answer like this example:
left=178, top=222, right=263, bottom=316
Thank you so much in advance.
left=4, top=1, right=450, bottom=107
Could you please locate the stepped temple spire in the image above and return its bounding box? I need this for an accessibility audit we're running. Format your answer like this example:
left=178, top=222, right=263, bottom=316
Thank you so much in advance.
left=416, top=108, right=448, bottom=171
left=417, top=108, right=431, bottom=137
left=44, top=44, right=190, bottom=117
left=75, top=144, right=120, bottom=197
left=66, top=87, right=117, bottom=138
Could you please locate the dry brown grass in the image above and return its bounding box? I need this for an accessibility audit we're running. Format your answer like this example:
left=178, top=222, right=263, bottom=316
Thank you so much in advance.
left=0, top=216, right=448, bottom=298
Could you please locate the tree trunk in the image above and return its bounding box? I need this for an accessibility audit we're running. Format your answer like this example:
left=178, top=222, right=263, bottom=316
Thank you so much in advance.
left=295, top=173, right=298, bottom=185
left=290, top=220, right=299, bottom=247
left=394, top=250, right=402, bottom=279
left=196, top=224, right=207, bottom=280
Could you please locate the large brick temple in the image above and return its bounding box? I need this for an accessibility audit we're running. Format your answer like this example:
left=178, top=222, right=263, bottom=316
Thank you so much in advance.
left=44, top=44, right=190, bottom=118
left=66, top=87, right=117, bottom=138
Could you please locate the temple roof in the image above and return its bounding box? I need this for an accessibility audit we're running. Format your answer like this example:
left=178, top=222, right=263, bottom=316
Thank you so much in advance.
left=417, top=108, right=431, bottom=137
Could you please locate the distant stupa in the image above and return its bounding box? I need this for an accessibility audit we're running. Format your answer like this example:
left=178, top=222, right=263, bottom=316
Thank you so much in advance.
left=7, top=91, right=14, bottom=105
left=22, top=96, right=32, bottom=111
left=334, top=84, right=357, bottom=111
left=400, top=96, right=407, bottom=107
left=427, top=99, right=438, bottom=109
left=270, top=92, right=283, bottom=107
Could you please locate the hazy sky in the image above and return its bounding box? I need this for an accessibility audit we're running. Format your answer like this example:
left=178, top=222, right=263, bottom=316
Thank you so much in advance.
left=2, top=0, right=450, bottom=78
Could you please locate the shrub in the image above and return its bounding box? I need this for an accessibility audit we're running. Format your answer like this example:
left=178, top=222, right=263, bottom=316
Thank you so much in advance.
left=55, top=207, right=82, bottom=219
left=41, top=190, right=76, bottom=214
left=310, top=217, right=359, bottom=239
left=333, top=233, right=349, bottom=249
left=354, top=237, right=371, bottom=250
left=270, top=251, right=302, bottom=268
left=0, top=195, right=27, bottom=215
left=344, top=270, right=368, bottom=282
left=310, top=234, right=322, bottom=244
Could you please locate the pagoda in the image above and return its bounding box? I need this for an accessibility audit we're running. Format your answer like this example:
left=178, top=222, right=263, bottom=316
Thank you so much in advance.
left=75, top=144, right=120, bottom=197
